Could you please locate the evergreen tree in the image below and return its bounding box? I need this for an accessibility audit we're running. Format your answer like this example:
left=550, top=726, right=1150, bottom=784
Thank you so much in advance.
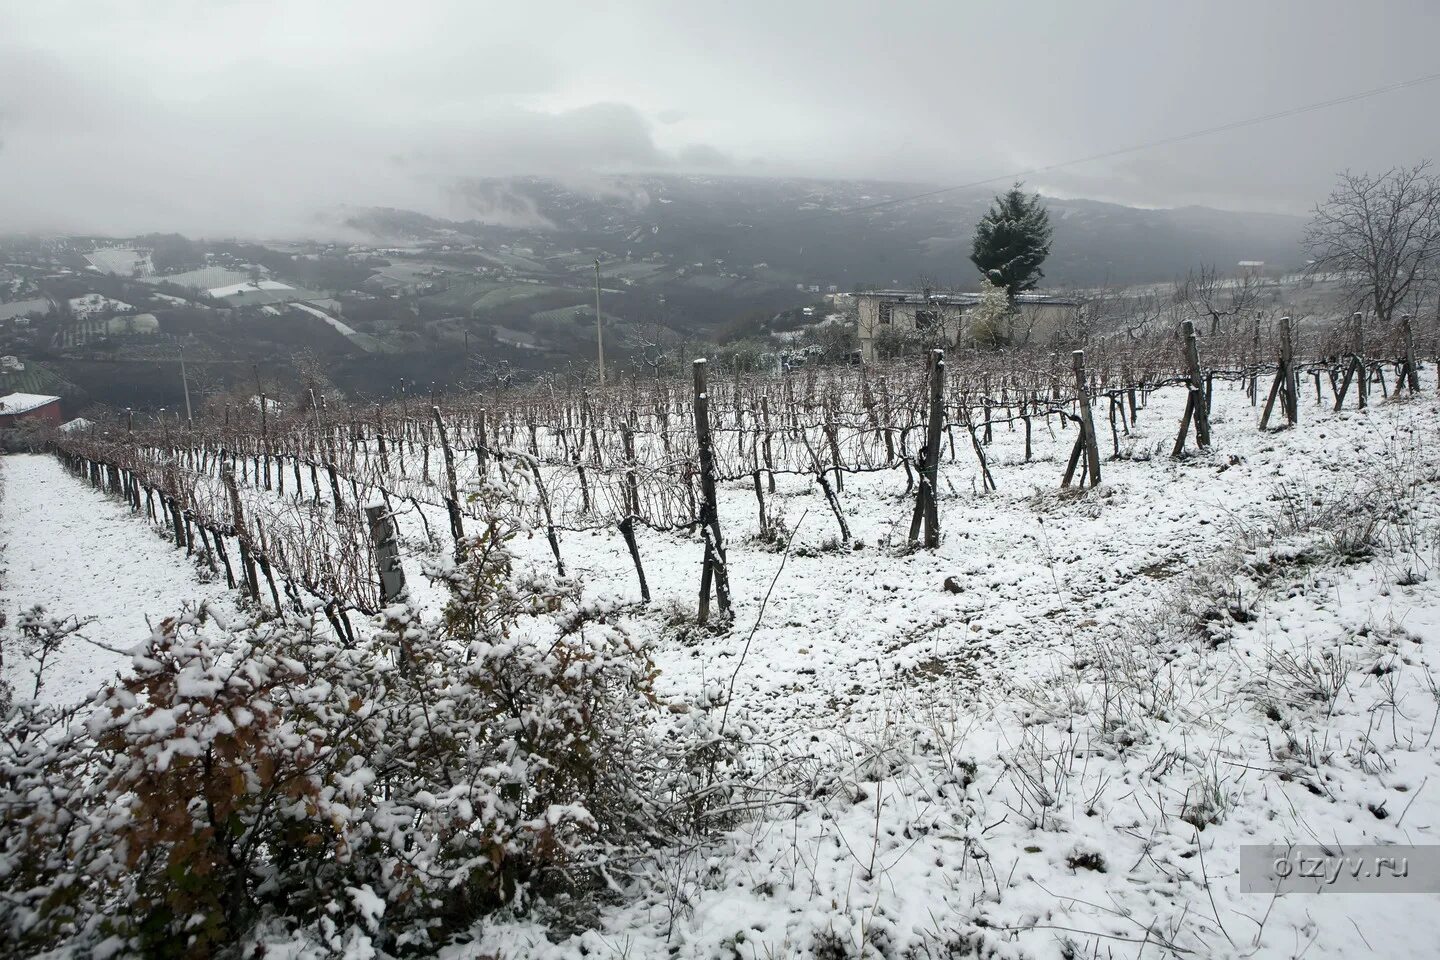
left=970, top=184, right=1053, bottom=298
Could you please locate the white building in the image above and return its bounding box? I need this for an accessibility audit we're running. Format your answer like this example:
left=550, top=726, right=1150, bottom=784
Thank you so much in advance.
left=855, top=289, right=1081, bottom=361
left=67, top=294, right=135, bottom=320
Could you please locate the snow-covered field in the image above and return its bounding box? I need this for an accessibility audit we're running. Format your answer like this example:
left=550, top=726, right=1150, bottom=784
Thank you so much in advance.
left=5, top=376, right=1440, bottom=958
left=0, top=454, right=239, bottom=705
left=207, top=279, right=295, bottom=298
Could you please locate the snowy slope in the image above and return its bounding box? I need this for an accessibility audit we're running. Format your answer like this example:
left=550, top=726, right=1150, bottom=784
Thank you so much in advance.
left=0, top=453, right=240, bottom=706
left=448, top=382, right=1440, bottom=960
left=8, top=377, right=1440, bottom=958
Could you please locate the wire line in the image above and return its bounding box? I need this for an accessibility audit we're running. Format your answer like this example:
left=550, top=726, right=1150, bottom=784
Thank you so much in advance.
left=835, top=70, right=1440, bottom=216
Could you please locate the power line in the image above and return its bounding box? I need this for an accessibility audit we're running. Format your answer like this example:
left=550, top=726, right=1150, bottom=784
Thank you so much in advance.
left=836, top=70, right=1440, bottom=217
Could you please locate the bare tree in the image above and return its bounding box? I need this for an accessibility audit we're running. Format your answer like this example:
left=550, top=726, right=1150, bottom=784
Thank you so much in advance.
left=1306, top=162, right=1440, bottom=327
left=1119, top=288, right=1172, bottom=343
left=1178, top=264, right=1264, bottom=336
left=909, top=274, right=968, bottom=347
left=633, top=294, right=679, bottom=383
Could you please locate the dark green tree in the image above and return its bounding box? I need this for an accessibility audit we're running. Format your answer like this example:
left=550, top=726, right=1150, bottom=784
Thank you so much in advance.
left=970, top=184, right=1053, bottom=298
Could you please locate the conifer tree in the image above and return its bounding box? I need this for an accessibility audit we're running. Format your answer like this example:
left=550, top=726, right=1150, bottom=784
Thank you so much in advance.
left=970, top=184, right=1053, bottom=298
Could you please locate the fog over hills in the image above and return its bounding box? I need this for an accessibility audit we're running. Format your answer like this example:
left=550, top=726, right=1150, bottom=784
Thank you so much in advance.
left=341, top=174, right=1307, bottom=290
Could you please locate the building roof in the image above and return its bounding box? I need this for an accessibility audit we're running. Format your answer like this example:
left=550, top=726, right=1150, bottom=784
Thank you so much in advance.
left=208, top=279, right=294, bottom=298
left=85, top=247, right=153, bottom=277
left=0, top=392, right=61, bottom=415
left=212, top=281, right=323, bottom=307
left=856, top=289, right=1083, bottom=307
left=0, top=298, right=50, bottom=321
left=141, top=266, right=250, bottom=291
left=68, top=294, right=135, bottom=316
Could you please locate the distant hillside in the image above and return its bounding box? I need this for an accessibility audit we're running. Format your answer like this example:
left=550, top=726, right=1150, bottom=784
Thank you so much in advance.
left=343, top=174, right=1307, bottom=290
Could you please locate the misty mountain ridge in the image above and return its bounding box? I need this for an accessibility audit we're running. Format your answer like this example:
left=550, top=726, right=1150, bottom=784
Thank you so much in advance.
left=340, top=174, right=1307, bottom=289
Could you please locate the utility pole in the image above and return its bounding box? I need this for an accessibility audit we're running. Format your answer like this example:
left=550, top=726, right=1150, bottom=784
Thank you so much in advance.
left=179, top=346, right=193, bottom=424
left=594, top=258, right=605, bottom=386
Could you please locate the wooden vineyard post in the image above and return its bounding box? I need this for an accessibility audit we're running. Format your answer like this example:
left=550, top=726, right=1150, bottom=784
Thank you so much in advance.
left=692, top=359, right=731, bottom=625
left=508, top=455, right=565, bottom=575
left=908, top=349, right=945, bottom=547
left=1250, top=317, right=1262, bottom=406
left=1061, top=350, right=1102, bottom=489
left=375, top=404, right=389, bottom=474
left=618, top=516, right=651, bottom=604
left=1283, top=317, right=1300, bottom=424
left=431, top=405, right=465, bottom=548
left=1172, top=319, right=1211, bottom=457
left=574, top=451, right=591, bottom=514
left=1333, top=312, right=1368, bottom=411
left=326, top=463, right=344, bottom=515
left=586, top=398, right=604, bottom=468
left=222, top=465, right=260, bottom=601
left=1400, top=313, right=1422, bottom=392
left=621, top=416, right=641, bottom=517
left=760, top=393, right=776, bottom=493
left=222, top=465, right=247, bottom=541
left=213, top=530, right=236, bottom=589
left=878, top=377, right=896, bottom=466
left=475, top=408, right=489, bottom=476
left=365, top=502, right=408, bottom=605
left=168, top=498, right=187, bottom=548
left=1260, top=316, right=1299, bottom=429
left=257, top=384, right=272, bottom=492
left=824, top=404, right=844, bottom=493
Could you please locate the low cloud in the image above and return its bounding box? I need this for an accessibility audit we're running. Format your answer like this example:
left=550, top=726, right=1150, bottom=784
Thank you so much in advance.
left=4, top=0, right=1440, bottom=235
left=0, top=46, right=730, bottom=237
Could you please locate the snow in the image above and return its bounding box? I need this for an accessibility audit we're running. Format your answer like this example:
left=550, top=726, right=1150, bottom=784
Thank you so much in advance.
left=0, top=453, right=239, bottom=706
left=84, top=247, right=153, bottom=277
left=67, top=294, right=133, bottom=319
left=12, top=374, right=1440, bottom=957
left=0, top=392, right=59, bottom=415
left=207, top=279, right=294, bottom=298
left=290, top=301, right=358, bottom=336
left=437, top=379, right=1440, bottom=958
left=0, top=297, right=49, bottom=321
left=141, top=266, right=248, bottom=291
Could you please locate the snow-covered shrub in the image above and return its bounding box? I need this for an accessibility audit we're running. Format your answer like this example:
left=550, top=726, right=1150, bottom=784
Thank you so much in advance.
left=0, top=697, right=100, bottom=956
left=964, top=278, right=1013, bottom=350
left=0, top=494, right=717, bottom=956
left=84, top=608, right=371, bottom=958
left=373, top=518, right=679, bottom=924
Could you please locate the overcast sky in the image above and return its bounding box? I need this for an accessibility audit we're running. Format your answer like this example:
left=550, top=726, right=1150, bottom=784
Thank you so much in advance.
left=3, top=0, right=1439, bottom=237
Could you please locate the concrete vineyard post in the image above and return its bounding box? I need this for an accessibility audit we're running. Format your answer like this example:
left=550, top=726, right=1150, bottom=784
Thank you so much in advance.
left=365, top=502, right=407, bottom=606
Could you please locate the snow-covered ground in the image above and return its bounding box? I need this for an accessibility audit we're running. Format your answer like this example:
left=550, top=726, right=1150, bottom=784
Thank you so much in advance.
left=290, top=300, right=359, bottom=336
left=446, top=380, right=1440, bottom=959
left=7, top=377, right=1440, bottom=958
left=0, top=453, right=239, bottom=706
left=207, top=279, right=294, bottom=298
